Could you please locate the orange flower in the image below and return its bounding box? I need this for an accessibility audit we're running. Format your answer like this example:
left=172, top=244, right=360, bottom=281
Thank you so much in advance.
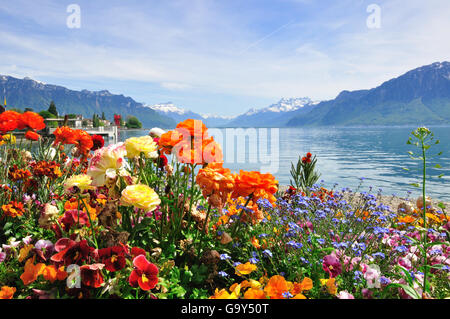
left=25, top=130, right=41, bottom=141
left=196, top=162, right=235, bottom=208
left=232, top=170, right=278, bottom=204
left=43, top=265, right=68, bottom=283
left=251, top=236, right=261, bottom=249
left=397, top=215, right=416, bottom=224
left=53, top=126, right=77, bottom=145
left=20, top=112, right=46, bottom=131
left=320, top=278, right=337, bottom=295
left=263, top=275, right=292, bottom=299
left=235, top=262, right=258, bottom=276
left=175, top=119, right=208, bottom=139
left=1, top=201, right=25, bottom=218
left=0, top=286, right=16, bottom=299
left=20, top=257, right=46, bottom=285
left=71, top=129, right=93, bottom=157
left=158, top=130, right=183, bottom=155
left=291, top=277, right=313, bottom=295
left=64, top=198, right=97, bottom=221
left=244, top=288, right=267, bottom=299
left=0, top=110, right=21, bottom=133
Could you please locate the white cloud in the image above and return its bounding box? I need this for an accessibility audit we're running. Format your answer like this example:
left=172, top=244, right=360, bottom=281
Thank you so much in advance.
left=0, top=0, right=449, bottom=113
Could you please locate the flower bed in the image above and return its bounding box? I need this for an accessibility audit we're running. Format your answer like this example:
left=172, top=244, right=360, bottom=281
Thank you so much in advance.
left=0, top=113, right=449, bottom=299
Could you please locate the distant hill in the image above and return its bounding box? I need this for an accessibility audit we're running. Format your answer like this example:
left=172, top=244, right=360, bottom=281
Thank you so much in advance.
left=287, top=61, right=450, bottom=126
left=0, top=75, right=175, bottom=128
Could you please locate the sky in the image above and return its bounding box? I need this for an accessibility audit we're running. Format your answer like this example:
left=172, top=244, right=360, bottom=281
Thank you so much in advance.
left=0, top=0, right=449, bottom=116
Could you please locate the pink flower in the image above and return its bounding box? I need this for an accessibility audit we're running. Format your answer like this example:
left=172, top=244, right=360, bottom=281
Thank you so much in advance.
left=337, top=290, right=355, bottom=299
left=322, top=253, right=342, bottom=278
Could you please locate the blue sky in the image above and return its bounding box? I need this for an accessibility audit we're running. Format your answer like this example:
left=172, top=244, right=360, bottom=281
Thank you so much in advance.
left=0, top=0, right=449, bottom=116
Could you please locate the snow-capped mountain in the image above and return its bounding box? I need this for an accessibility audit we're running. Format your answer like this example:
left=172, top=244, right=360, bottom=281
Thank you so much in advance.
left=226, top=97, right=319, bottom=127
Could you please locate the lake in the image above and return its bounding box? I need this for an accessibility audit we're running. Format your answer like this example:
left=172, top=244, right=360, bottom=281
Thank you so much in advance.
left=117, top=126, right=450, bottom=201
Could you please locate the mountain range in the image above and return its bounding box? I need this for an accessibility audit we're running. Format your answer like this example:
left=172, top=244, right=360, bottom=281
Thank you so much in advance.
left=1, top=61, right=450, bottom=128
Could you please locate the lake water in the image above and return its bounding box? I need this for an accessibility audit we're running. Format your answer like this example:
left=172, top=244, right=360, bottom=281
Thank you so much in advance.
left=117, top=126, right=450, bottom=201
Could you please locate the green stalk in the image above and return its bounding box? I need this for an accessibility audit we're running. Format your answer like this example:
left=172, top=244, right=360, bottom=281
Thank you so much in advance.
left=421, top=137, right=428, bottom=296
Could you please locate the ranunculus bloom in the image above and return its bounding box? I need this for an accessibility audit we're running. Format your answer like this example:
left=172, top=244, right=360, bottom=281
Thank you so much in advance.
left=120, top=184, right=161, bottom=212
left=20, top=112, right=46, bottom=131
left=175, top=119, right=207, bottom=138
left=196, top=162, right=235, bottom=209
left=25, top=130, right=41, bottom=141
left=80, top=264, right=104, bottom=288
left=232, top=170, right=278, bottom=204
left=337, top=290, right=355, bottom=299
left=125, top=135, right=158, bottom=159
left=0, top=110, right=21, bottom=133
left=322, top=253, right=342, bottom=278
left=129, top=255, right=158, bottom=291
left=87, top=142, right=129, bottom=186
left=158, top=130, right=183, bottom=155
left=53, top=126, right=77, bottom=145
left=98, top=246, right=126, bottom=272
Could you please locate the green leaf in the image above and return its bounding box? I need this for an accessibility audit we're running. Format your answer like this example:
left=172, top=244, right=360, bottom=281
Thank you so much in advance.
left=438, top=174, right=444, bottom=178
left=434, top=164, right=442, bottom=169
left=402, top=167, right=409, bottom=171
left=438, top=202, right=446, bottom=209
left=410, top=183, right=420, bottom=188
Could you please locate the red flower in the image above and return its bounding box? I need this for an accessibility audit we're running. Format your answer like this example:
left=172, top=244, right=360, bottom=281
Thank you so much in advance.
left=25, top=130, right=41, bottom=141
left=0, top=111, right=22, bottom=133
left=129, top=255, right=158, bottom=291
left=91, top=134, right=105, bottom=151
left=130, top=247, right=146, bottom=258
left=306, top=152, right=312, bottom=158
left=98, top=246, right=126, bottom=272
left=51, top=238, right=94, bottom=266
left=80, top=264, right=105, bottom=288
left=59, top=210, right=91, bottom=231
left=20, top=112, right=46, bottom=131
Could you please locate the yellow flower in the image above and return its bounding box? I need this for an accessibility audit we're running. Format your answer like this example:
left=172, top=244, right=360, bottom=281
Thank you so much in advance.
left=64, top=174, right=94, bottom=192
left=320, top=278, right=337, bottom=295
left=235, top=262, right=257, bottom=276
left=120, top=184, right=161, bottom=212
left=125, top=136, right=158, bottom=159
left=0, top=134, right=16, bottom=145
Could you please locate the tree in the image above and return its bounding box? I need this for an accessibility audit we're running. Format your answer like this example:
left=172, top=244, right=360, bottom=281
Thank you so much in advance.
left=93, top=114, right=100, bottom=128
left=24, top=107, right=34, bottom=112
left=48, top=101, right=58, bottom=117
left=125, top=116, right=142, bottom=129
left=101, top=112, right=106, bottom=120
left=39, top=110, right=57, bottom=118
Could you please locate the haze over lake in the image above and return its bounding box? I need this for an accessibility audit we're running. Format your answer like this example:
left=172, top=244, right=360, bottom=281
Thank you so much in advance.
left=118, top=126, right=450, bottom=202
